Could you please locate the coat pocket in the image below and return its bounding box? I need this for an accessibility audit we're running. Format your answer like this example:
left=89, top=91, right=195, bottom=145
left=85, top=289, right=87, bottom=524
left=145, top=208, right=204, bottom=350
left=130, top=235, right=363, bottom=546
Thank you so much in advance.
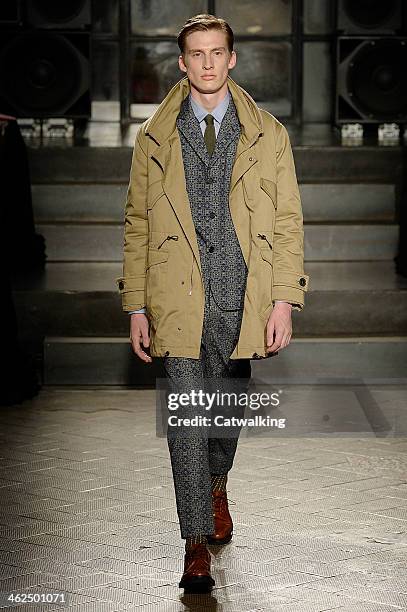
left=147, top=180, right=166, bottom=210
left=146, top=247, right=169, bottom=318
left=147, top=247, right=170, bottom=269
left=260, top=178, right=278, bottom=209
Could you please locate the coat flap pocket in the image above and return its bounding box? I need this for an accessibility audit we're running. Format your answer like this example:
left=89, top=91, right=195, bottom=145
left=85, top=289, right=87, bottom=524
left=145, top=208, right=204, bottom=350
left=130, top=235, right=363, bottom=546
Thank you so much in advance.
left=115, top=275, right=145, bottom=293
left=273, top=270, right=310, bottom=292
left=260, top=178, right=277, bottom=209
left=147, top=180, right=165, bottom=209
left=260, top=248, right=273, bottom=265
left=147, top=248, right=169, bottom=268
left=253, top=229, right=273, bottom=251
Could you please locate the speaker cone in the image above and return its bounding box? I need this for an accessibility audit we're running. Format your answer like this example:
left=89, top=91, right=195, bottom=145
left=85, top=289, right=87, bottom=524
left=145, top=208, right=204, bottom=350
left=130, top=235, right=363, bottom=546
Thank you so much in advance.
left=29, top=0, right=87, bottom=24
left=26, top=0, right=90, bottom=29
left=347, top=39, right=407, bottom=118
left=343, top=0, right=399, bottom=30
left=0, top=30, right=89, bottom=116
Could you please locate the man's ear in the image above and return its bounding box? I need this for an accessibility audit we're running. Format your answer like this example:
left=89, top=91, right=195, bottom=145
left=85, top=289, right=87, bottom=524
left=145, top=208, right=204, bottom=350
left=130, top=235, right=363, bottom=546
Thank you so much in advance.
left=228, top=50, right=237, bottom=70
left=178, top=54, right=187, bottom=73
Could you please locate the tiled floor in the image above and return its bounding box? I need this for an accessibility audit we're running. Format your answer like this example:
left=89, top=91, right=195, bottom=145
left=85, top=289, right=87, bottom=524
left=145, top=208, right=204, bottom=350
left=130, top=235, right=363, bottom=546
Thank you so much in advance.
left=0, top=387, right=406, bottom=611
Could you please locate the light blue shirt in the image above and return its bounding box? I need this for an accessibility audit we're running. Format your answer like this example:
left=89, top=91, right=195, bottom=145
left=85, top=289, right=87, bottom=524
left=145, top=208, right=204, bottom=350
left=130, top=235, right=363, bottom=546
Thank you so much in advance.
left=189, top=89, right=231, bottom=138
left=128, top=88, right=289, bottom=314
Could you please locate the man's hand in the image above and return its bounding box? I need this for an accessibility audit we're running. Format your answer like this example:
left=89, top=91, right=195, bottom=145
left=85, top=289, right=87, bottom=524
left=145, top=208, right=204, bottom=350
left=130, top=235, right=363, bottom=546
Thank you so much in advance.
left=266, top=302, right=292, bottom=354
left=130, top=313, right=152, bottom=363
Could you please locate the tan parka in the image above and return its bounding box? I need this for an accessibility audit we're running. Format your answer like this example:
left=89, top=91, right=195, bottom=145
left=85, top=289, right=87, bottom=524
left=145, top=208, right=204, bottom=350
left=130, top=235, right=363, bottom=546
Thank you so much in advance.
left=116, top=75, right=309, bottom=359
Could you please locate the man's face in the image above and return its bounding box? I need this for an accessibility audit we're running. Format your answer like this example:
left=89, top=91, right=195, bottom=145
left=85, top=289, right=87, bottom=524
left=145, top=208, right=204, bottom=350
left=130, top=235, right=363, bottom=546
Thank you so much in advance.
left=178, top=29, right=236, bottom=94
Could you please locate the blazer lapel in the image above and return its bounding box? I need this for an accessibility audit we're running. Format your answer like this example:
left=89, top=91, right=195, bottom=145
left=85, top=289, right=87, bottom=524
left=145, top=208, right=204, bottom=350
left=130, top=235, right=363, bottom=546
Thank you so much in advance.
left=176, top=96, right=211, bottom=166
left=209, top=98, right=241, bottom=167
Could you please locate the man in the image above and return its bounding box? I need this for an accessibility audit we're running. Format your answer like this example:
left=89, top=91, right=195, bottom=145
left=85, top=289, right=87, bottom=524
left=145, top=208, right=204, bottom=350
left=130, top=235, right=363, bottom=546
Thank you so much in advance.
left=116, top=14, right=309, bottom=593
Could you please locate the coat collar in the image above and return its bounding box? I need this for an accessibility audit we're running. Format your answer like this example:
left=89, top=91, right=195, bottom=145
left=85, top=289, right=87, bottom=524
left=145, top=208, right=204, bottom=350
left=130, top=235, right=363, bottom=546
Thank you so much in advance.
left=145, top=75, right=263, bottom=148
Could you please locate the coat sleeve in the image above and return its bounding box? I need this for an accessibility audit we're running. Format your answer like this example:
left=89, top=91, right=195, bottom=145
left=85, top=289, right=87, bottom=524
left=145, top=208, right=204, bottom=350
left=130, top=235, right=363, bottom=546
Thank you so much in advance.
left=272, top=122, right=309, bottom=311
left=115, top=125, right=149, bottom=311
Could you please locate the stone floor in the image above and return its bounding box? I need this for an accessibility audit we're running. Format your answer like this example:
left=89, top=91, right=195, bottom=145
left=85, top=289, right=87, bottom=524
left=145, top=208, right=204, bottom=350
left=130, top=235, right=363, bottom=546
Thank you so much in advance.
left=0, top=387, right=407, bottom=611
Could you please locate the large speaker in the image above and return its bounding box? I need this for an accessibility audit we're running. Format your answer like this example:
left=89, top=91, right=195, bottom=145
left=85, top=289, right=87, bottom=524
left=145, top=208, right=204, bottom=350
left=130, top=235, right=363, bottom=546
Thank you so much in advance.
left=26, top=0, right=90, bottom=29
left=0, top=29, right=90, bottom=118
left=335, top=36, right=407, bottom=123
left=337, top=0, right=403, bottom=35
left=0, top=1, right=21, bottom=25
left=0, top=1, right=91, bottom=118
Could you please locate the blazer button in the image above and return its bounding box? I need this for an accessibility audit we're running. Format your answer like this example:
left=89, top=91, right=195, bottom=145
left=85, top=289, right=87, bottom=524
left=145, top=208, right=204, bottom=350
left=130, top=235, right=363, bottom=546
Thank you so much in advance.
left=299, top=277, right=306, bottom=287
left=118, top=280, right=124, bottom=290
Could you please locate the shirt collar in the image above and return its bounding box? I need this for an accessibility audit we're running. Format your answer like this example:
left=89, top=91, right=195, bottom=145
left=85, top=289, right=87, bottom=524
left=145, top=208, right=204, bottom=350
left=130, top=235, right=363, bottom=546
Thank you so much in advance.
left=189, top=88, right=230, bottom=124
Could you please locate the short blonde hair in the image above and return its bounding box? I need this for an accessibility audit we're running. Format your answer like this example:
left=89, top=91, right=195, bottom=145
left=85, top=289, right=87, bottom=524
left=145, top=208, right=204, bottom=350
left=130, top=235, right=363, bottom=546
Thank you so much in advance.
left=177, top=14, right=234, bottom=55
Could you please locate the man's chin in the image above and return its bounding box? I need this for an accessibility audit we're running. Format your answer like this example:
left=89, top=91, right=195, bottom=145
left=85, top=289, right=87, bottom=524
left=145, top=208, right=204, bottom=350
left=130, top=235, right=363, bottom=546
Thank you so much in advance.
left=191, top=79, right=226, bottom=94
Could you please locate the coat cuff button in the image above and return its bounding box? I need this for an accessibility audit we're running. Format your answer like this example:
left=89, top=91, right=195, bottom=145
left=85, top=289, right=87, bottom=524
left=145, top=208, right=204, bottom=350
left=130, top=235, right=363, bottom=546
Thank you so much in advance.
left=118, top=280, right=124, bottom=290
left=164, top=350, right=170, bottom=356
left=299, top=277, right=306, bottom=287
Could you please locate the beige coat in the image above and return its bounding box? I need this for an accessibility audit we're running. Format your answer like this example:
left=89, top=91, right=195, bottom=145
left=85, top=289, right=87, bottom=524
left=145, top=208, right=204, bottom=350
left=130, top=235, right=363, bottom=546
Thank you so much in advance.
left=116, top=75, right=309, bottom=359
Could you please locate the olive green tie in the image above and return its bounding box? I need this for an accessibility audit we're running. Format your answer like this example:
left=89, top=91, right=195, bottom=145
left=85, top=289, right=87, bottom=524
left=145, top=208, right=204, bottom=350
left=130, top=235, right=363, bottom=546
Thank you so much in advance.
left=204, top=114, right=216, bottom=155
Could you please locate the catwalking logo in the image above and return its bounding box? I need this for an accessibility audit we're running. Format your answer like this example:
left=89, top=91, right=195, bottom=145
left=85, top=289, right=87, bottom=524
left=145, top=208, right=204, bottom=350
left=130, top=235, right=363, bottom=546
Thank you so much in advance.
left=167, top=413, right=286, bottom=429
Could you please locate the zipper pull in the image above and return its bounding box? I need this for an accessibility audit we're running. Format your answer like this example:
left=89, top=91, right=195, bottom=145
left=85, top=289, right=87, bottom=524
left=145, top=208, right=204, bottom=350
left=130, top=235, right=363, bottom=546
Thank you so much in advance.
left=157, top=234, right=178, bottom=249
left=257, top=233, right=273, bottom=249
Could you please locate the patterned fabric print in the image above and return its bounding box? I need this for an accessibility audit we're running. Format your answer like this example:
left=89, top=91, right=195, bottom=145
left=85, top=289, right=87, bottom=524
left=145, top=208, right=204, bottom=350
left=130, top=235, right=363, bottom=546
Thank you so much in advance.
left=211, top=473, right=227, bottom=492
left=176, top=95, right=248, bottom=311
left=185, top=534, right=208, bottom=551
left=164, top=285, right=251, bottom=539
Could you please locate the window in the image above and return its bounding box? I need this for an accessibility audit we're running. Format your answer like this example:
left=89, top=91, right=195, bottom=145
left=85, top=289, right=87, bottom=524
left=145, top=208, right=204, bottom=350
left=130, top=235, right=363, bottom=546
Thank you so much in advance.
left=91, top=0, right=334, bottom=124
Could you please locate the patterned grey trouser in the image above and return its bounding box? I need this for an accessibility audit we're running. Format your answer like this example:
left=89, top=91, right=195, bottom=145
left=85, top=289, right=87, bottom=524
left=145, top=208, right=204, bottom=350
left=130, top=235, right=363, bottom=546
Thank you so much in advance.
left=163, top=285, right=251, bottom=539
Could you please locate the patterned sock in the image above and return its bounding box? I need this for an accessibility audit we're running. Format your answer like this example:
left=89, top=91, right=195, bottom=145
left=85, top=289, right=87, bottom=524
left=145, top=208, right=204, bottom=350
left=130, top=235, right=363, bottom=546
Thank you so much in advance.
left=211, top=473, right=227, bottom=492
left=185, top=534, right=207, bottom=551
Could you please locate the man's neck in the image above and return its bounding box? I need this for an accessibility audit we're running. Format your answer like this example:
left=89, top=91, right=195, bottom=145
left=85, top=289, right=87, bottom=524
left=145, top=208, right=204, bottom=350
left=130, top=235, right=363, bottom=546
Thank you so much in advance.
left=190, top=82, right=229, bottom=113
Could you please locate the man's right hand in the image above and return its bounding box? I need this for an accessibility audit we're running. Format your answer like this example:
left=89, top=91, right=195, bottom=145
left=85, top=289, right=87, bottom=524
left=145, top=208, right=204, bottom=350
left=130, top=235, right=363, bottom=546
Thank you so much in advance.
left=130, top=313, right=152, bottom=363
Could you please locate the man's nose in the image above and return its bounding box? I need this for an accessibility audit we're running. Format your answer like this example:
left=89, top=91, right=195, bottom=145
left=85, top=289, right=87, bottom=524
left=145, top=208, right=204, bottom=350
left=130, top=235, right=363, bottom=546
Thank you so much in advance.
left=202, top=55, right=213, bottom=69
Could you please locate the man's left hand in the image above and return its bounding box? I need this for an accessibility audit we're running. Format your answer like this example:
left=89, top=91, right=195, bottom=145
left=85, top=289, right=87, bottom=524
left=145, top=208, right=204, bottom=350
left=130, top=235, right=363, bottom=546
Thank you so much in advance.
left=266, top=302, right=292, bottom=354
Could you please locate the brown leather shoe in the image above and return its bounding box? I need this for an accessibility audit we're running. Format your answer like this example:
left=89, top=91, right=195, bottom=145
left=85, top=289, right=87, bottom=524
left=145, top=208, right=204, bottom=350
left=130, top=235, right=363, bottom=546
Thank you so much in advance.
left=206, top=489, right=233, bottom=545
left=179, top=542, right=215, bottom=592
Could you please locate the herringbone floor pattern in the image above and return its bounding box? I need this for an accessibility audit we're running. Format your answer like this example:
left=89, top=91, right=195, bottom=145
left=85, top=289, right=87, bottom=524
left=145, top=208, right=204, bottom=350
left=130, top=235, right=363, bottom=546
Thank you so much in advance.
left=0, top=387, right=406, bottom=611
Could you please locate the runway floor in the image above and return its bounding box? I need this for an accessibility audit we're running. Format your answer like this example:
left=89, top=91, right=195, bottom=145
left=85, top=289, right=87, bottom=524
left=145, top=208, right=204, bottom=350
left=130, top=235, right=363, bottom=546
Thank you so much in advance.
left=1, top=387, right=407, bottom=611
